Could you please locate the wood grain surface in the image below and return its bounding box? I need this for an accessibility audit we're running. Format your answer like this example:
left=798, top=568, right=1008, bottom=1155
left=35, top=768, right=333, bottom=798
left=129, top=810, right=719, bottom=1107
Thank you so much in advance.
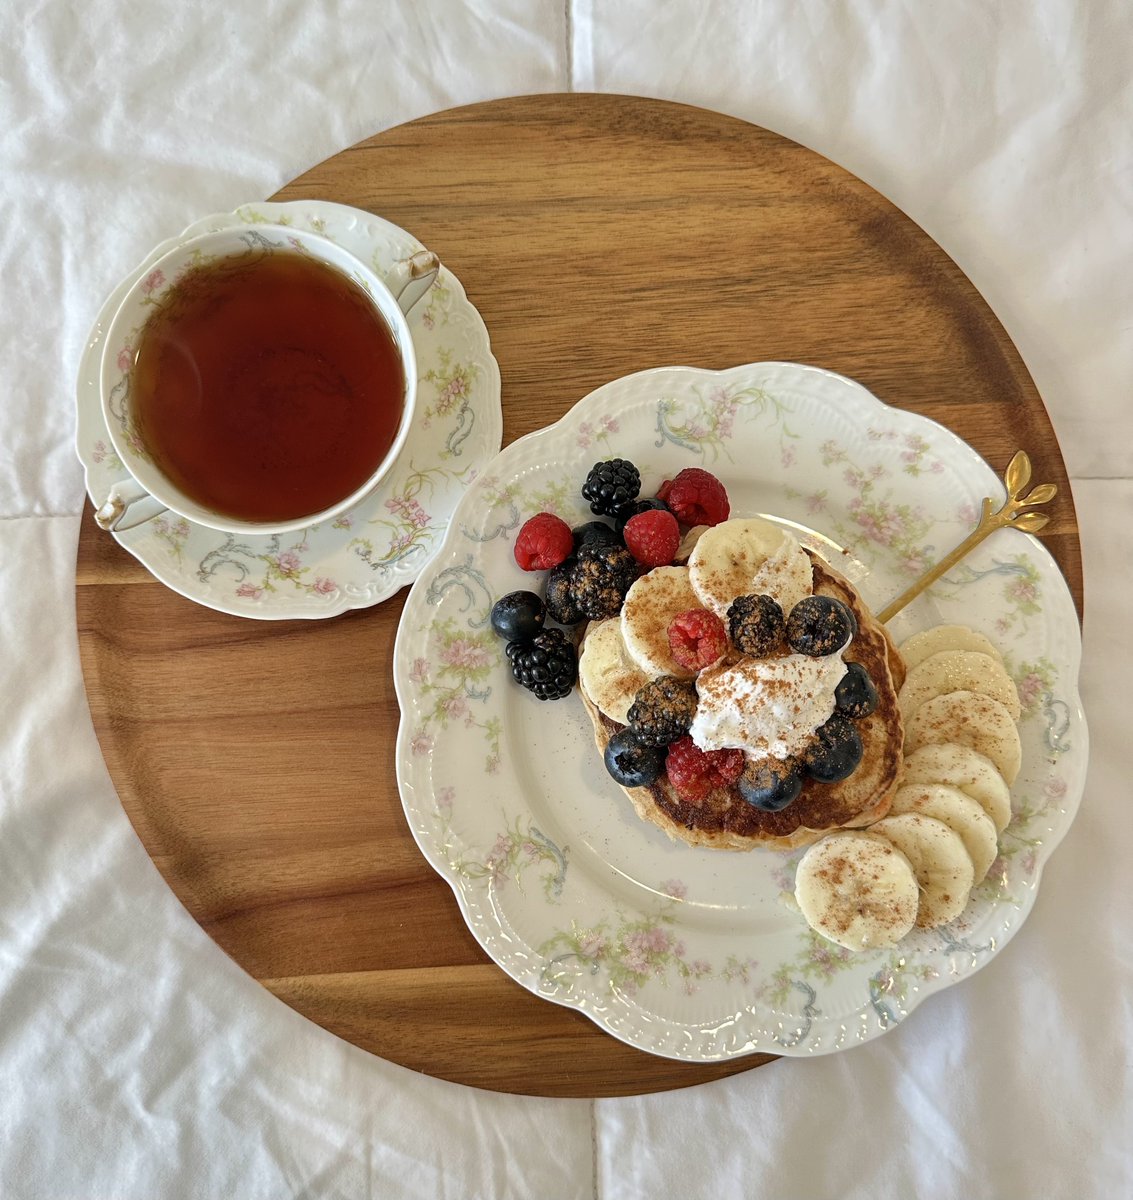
left=75, top=94, right=1082, bottom=1098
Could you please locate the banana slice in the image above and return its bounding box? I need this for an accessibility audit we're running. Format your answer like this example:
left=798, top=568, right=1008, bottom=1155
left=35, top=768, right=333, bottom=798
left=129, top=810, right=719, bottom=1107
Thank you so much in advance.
left=687, top=517, right=788, bottom=619
left=578, top=619, right=650, bottom=724
left=904, top=690, right=1022, bottom=785
left=889, top=783, right=999, bottom=883
left=620, top=566, right=702, bottom=679
left=870, top=813, right=975, bottom=929
left=794, top=832, right=919, bottom=951
left=899, top=625, right=1004, bottom=672
left=901, top=743, right=1013, bottom=833
left=898, top=650, right=1021, bottom=722
left=674, top=524, right=709, bottom=564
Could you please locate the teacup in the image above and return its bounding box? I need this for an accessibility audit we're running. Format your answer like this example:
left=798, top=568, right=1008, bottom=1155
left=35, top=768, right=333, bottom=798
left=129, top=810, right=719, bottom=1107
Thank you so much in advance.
left=95, top=225, right=438, bottom=535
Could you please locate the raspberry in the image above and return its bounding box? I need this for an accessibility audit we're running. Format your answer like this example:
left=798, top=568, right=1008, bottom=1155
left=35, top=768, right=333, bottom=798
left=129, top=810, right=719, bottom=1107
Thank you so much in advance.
left=664, top=737, right=745, bottom=805
left=667, top=608, right=727, bottom=672
left=656, top=468, right=730, bottom=527
left=514, top=512, right=574, bottom=571
left=623, top=508, right=681, bottom=567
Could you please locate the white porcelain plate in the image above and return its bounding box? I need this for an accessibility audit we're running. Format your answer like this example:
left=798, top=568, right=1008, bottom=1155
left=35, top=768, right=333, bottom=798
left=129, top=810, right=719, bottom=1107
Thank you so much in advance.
left=75, top=201, right=502, bottom=619
left=393, top=362, right=1086, bottom=1060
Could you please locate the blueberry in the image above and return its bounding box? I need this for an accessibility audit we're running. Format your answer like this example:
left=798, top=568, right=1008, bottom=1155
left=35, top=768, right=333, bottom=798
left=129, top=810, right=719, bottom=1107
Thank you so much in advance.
left=835, top=661, right=879, bottom=718
left=737, top=757, right=804, bottom=811
left=802, top=715, right=864, bottom=783
left=614, top=497, right=669, bottom=535
left=786, top=595, right=856, bottom=656
left=490, top=591, right=545, bottom=642
left=571, top=520, right=621, bottom=554
left=604, top=728, right=665, bottom=788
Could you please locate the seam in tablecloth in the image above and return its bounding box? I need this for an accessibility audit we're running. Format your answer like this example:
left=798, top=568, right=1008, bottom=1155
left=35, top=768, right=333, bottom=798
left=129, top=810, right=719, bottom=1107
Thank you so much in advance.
left=564, top=0, right=574, bottom=91
left=590, top=1099, right=600, bottom=1200
left=0, top=512, right=82, bottom=520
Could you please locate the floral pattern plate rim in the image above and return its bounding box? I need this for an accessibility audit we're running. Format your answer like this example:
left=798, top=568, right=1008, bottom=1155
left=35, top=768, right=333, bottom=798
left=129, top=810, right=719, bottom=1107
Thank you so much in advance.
left=75, top=200, right=502, bottom=619
left=393, top=361, right=1087, bottom=1060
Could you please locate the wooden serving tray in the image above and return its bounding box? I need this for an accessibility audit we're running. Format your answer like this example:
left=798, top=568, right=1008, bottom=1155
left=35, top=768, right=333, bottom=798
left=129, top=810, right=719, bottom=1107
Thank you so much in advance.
left=76, top=94, right=1082, bottom=1098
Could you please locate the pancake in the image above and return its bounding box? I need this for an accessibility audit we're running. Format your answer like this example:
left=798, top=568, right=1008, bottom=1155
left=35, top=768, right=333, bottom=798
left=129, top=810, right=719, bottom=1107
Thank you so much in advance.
left=580, top=551, right=905, bottom=851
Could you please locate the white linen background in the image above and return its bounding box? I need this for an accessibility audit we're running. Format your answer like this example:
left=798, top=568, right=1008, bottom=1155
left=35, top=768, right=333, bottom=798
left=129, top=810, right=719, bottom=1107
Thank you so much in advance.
left=0, top=1, right=1129, bottom=1196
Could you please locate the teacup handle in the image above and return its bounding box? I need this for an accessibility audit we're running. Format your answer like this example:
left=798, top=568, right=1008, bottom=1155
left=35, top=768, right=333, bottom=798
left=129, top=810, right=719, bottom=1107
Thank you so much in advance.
left=388, top=250, right=440, bottom=316
left=94, top=478, right=169, bottom=532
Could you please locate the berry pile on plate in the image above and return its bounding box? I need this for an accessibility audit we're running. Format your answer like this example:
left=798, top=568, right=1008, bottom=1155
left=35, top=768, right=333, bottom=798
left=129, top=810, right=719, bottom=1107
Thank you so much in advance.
left=488, top=460, right=729, bottom=700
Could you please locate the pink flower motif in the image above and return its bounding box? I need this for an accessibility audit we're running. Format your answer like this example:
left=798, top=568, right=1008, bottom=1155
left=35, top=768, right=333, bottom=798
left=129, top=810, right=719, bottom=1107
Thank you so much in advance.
left=521, top=840, right=540, bottom=860
left=806, top=492, right=827, bottom=515
left=332, top=515, right=354, bottom=530
left=409, top=657, right=430, bottom=684
left=486, top=755, right=501, bottom=775
left=485, top=834, right=512, bottom=872
left=623, top=945, right=650, bottom=976
left=141, top=269, right=165, bottom=295
left=1044, top=776, right=1068, bottom=801
left=1022, top=849, right=1037, bottom=874
left=436, top=786, right=455, bottom=814
left=440, top=638, right=492, bottom=671
left=116, top=346, right=133, bottom=372
left=1008, top=578, right=1038, bottom=605
left=411, top=731, right=434, bottom=756
left=442, top=694, right=467, bottom=719
left=235, top=582, right=264, bottom=600
left=957, top=502, right=979, bottom=525
left=276, top=550, right=301, bottom=573
left=900, top=552, right=927, bottom=575
left=603, top=417, right=619, bottom=433
left=312, top=577, right=336, bottom=595
left=780, top=444, right=797, bottom=468
left=691, top=959, right=712, bottom=976
left=1017, top=672, right=1045, bottom=710
left=578, top=930, right=607, bottom=959
left=422, top=312, right=435, bottom=330
left=93, top=440, right=107, bottom=464
left=386, top=495, right=430, bottom=529
left=661, top=879, right=687, bottom=900
left=995, top=616, right=1010, bottom=635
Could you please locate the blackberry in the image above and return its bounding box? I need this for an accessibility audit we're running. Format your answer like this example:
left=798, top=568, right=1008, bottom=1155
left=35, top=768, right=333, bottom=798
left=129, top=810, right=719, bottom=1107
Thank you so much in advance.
left=545, top=559, right=584, bottom=626
left=727, top=593, right=785, bottom=657
left=571, top=520, right=620, bottom=554
left=626, top=676, right=698, bottom=746
left=572, top=543, right=638, bottom=619
left=581, top=458, right=641, bottom=517
left=506, top=628, right=577, bottom=700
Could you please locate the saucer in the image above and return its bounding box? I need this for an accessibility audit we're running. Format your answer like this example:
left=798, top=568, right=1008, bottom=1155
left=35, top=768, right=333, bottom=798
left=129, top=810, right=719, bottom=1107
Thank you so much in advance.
left=75, top=201, right=502, bottom=619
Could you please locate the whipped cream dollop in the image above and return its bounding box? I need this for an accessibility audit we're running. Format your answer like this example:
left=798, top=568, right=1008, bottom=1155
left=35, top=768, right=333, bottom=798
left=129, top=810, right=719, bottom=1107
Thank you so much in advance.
left=689, top=650, right=845, bottom=760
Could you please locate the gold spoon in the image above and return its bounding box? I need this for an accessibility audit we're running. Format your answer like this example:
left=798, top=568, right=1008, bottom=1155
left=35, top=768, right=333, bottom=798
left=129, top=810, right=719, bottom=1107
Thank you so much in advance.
left=877, top=451, right=1058, bottom=624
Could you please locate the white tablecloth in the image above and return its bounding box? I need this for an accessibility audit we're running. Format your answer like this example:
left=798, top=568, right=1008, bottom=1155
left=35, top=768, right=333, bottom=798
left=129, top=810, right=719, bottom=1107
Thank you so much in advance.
left=2, top=2, right=1129, bottom=1196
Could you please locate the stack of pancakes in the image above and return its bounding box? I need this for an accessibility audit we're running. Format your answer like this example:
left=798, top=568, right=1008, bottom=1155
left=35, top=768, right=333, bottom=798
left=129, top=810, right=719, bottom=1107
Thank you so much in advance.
left=578, top=551, right=906, bottom=852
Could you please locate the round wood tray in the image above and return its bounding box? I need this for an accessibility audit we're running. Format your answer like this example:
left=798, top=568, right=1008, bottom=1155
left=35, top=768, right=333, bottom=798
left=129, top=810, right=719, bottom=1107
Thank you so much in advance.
left=76, top=94, right=1082, bottom=1098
